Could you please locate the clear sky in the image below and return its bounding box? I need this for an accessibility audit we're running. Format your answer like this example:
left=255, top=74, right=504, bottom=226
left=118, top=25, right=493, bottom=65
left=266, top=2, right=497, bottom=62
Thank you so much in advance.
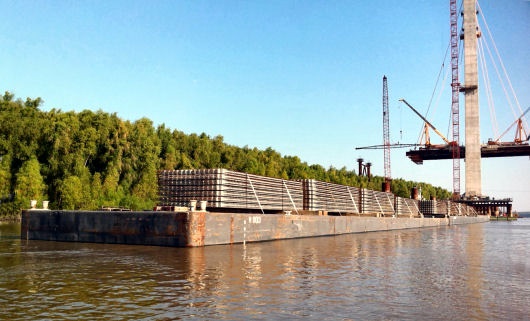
left=1, top=0, right=529, bottom=210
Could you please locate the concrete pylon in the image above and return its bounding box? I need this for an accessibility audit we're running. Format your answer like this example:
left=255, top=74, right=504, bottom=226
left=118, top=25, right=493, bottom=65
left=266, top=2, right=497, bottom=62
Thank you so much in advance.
left=463, top=0, right=481, bottom=197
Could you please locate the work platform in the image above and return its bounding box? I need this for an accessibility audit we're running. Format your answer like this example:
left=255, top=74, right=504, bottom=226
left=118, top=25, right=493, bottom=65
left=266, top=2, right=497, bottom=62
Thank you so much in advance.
left=406, top=144, right=530, bottom=164
left=459, top=198, right=513, bottom=217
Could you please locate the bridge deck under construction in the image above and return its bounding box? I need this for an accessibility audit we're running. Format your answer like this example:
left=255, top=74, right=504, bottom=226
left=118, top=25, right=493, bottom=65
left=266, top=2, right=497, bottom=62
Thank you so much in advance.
left=406, top=144, right=530, bottom=164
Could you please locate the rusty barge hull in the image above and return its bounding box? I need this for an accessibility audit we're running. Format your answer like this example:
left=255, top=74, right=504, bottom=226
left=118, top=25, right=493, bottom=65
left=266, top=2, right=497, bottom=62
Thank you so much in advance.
left=21, top=210, right=490, bottom=247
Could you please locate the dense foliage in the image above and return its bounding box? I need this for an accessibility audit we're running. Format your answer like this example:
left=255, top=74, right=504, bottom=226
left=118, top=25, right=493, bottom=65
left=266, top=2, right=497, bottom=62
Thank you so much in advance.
left=0, top=92, right=451, bottom=217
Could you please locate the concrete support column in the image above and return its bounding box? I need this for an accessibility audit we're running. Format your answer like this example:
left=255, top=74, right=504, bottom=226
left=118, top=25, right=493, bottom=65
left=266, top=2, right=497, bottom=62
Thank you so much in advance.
left=463, top=0, right=481, bottom=197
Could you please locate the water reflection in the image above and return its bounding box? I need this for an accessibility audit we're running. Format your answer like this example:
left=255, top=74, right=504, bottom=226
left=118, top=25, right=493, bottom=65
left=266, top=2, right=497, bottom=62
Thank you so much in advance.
left=1, top=221, right=529, bottom=320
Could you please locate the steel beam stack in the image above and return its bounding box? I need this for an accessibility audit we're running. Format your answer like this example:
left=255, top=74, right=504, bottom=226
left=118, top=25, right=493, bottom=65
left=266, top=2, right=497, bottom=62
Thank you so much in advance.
left=395, top=196, right=420, bottom=216
left=448, top=200, right=462, bottom=216
left=461, top=203, right=478, bottom=216
left=420, top=200, right=436, bottom=216
left=419, top=199, right=478, bottom=216
left=301, top=179, right=360, bottom=214
left=360, top=189, right=395, bottom=216
left=158, top=169, right=303, bottom=211
left=451, top=200, right=478, bottom=216
left=419, top=199, right=448, bottom=216
left=158, top=169, right=481, bottom=217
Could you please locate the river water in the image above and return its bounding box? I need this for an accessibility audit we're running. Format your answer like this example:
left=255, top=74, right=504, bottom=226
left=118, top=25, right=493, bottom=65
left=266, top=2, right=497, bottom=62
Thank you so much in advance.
left=1, top=219, right=529, bottom=320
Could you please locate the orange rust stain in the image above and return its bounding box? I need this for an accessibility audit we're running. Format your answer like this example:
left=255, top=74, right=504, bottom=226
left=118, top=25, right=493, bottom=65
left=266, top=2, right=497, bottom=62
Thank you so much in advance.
left=187, top=212, right=206, bottom=247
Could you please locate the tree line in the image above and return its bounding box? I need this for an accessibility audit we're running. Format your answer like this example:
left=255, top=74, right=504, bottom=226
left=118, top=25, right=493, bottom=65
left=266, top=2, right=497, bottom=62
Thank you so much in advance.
left=0, top=91, right=451, bottom=218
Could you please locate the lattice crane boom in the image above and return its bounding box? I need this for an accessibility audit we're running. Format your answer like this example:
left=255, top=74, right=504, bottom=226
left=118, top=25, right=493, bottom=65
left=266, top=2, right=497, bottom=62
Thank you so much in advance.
left=383, top=76, right=391, bottom=185
left=450, top=0, right=461, bottom=199
left=399, top=98, right=451, bottom=145
left=492, top=107, right=530, bottom=144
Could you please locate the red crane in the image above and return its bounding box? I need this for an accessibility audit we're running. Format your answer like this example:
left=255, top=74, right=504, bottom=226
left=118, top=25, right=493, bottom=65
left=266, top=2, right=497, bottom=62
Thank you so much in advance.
left=382, top=75, right=391, bottom=192
left=450, top=0, right=461, bottom=200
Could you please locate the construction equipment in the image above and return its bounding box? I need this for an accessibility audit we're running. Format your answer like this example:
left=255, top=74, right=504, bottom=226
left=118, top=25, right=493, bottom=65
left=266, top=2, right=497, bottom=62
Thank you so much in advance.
left=382, top=76, right=391, bottom=191
left=356, top=143, right=421, bottom=150
left=406, top=1, right=529, bottom=165
left=488, top=107, right=530, bottom=146
left=399, top=98, right=452, bottom=146
left=449, top=0, right=461, bottom=199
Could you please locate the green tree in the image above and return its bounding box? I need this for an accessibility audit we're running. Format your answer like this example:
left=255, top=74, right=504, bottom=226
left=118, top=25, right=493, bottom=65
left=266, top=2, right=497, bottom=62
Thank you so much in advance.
left=2, top=91, right=14, bottom=102
left=157, top=124, right=178, bottom=170
left=14, top=157, right=46, bottom=208
left=58, top=176, right=83, bottom=210
left=90, top=172, right=103, bottom=208
left=0, top=90, right=455, bottom=216
left=102, top=165, right=121, bottom=205
left=0, top=154, right=12, bottom=197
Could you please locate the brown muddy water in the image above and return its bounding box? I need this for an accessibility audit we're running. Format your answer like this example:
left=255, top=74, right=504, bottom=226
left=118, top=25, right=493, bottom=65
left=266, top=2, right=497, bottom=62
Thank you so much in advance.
left=1, top=219, right=529, bottom=320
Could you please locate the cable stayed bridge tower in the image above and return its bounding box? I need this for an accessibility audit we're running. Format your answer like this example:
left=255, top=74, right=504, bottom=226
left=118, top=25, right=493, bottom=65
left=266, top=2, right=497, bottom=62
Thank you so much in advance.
left=461, top=0, right=481, bottom=197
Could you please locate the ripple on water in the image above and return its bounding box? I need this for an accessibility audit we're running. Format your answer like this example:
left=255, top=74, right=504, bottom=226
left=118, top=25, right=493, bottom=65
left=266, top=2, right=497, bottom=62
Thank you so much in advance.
left=2, top=221, right=530, bottom=320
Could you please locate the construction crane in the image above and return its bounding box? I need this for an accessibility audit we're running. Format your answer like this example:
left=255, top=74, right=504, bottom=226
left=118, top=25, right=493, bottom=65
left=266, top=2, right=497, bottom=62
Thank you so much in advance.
left=450, top=0, right=461, bottom=199
left=355, top=89, right=421, bottom=153
left=382, top=76, right=391, bottom=192
left=488, top=107, right=530, bottom=146
left=399, top=99, right=452, bottom=146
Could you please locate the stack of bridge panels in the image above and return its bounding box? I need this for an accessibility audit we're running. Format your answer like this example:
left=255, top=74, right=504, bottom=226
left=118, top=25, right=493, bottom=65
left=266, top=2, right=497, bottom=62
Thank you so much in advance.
left=447, top=200, right=462, bottom=216
left=419, top=200, right=434, bottom=215
left=360, top=189, right=395, bottom=216
left=435, top=200, right=448, bottom=215
left=458, top=203, right=478, bottom=216
left=158, top=169, right=221, bottom=206
left=158, top=169, right=303, bottom=211
left=447, top=201, right=478, bottom=216
left=395, top=196, right=420, bottom=216
left=300, top=179, right=360, bottom=214
left=467, top=204, right=478, bottom=216
left=419, top=199, right=449, bottom=216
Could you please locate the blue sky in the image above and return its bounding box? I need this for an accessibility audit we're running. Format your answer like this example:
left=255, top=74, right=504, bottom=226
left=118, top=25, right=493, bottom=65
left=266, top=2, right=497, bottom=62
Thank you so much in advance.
left=1, top=0, right=529, bottom=210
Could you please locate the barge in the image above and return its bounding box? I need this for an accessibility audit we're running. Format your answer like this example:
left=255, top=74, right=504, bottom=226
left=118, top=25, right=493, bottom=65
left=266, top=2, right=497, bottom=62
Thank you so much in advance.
left=21, top=169, right=490, bottom=247
left=21, top=210, right=489, bottom=247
